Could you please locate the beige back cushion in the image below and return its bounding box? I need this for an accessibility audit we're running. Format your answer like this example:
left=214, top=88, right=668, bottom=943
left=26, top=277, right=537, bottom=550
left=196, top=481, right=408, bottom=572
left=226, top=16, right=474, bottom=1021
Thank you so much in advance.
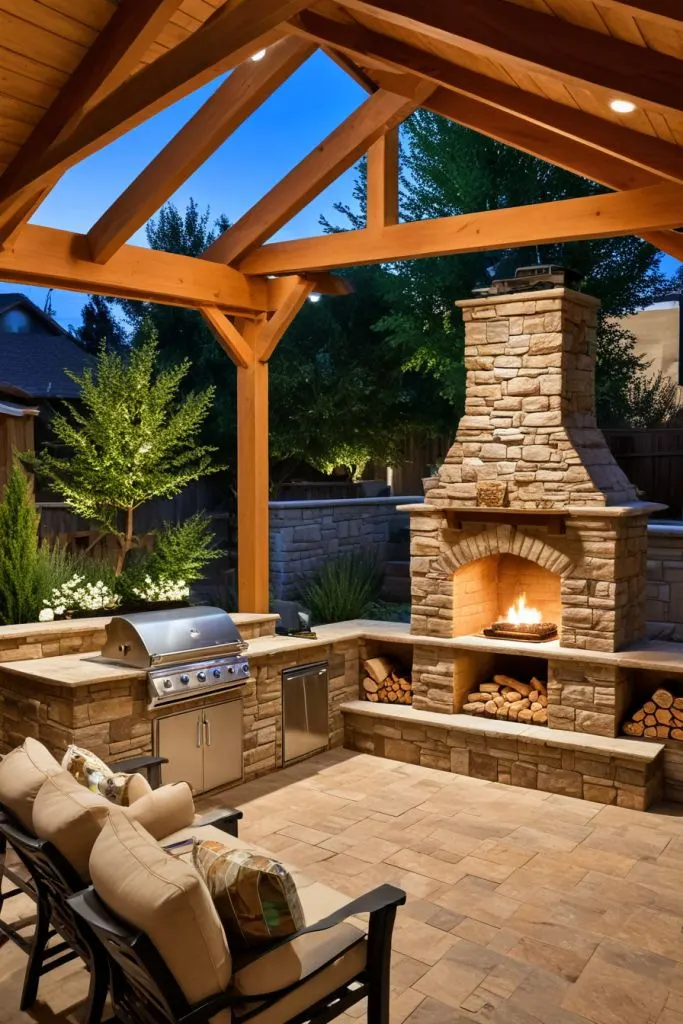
left=32, top=772, right=195, bottom=879
left=90, top=811, right=231, bottom=1004
left=0, top=738, right=62, bottom=831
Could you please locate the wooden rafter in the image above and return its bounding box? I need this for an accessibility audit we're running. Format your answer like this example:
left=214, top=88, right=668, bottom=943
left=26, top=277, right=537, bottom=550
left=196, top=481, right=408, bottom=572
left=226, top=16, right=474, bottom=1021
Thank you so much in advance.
left=200, top=308, right=254, bottom=368
left=237, top=180, right=683, bottom=275
left=581, top=0, right=683, bottom=28
left=205, top=84, right=432, bottom=265
left=0, top=0, right=310, bottom=217
left=0, top=0, right=186, bottom=245
left=293, top=12, right=683, bottom=187
left=257, top=276, right=315, bottom=361
left=340, top=0, right=683, bottom=114
left=367, top=129, right=399, bottom=229
left=87, top=38, right=315, bottom=264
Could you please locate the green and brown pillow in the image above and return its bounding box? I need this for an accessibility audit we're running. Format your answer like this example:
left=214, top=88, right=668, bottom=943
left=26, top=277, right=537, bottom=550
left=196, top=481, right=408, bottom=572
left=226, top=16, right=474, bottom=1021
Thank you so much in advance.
left=62, top=744, right=150, bottom=806
left=192, top=839, right=305, bottom=952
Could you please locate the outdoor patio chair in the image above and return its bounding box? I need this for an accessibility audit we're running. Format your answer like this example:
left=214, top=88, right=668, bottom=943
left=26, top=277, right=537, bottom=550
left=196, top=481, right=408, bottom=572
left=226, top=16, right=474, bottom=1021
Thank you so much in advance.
left=68, top=813, right=406, bottom=1024
left=0, top=738, right=242, bottom=1022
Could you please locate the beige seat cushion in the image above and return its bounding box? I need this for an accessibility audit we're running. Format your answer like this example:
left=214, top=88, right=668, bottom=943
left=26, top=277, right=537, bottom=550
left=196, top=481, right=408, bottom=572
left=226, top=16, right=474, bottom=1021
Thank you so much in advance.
left=162, top=825, right=368, bottom=1010
left=33, top=772, right=195, bottom=879
left=89, top=811, right=231, bottom=1006
left=0, top=738, right=62, bottom=831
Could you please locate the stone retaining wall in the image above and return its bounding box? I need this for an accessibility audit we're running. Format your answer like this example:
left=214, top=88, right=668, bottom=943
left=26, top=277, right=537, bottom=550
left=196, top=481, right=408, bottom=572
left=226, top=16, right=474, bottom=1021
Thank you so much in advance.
left=269, top=497, right=418, bottom=601
left=343, top=704, right=664, bottom=810
left=645, top=524, right=683, bottom=638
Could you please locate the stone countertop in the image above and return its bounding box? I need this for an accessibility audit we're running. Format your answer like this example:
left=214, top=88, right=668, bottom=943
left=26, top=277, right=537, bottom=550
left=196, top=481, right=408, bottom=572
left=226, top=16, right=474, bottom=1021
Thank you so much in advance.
left=0, top=611, right=279, bottom=644
left=5, top=618, right=683, bottom=690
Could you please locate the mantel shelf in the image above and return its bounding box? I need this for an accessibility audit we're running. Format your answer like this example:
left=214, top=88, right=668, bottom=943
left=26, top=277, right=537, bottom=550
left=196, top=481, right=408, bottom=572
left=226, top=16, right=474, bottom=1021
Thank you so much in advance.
left=445, top=507, right=567, bottom=535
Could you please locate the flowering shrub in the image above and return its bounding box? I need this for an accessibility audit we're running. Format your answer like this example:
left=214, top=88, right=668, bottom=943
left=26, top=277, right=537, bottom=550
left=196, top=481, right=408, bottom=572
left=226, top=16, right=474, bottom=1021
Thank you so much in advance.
left=131, top=575, right=189, bottom=604
left=39, top=575, right=120, bottom=621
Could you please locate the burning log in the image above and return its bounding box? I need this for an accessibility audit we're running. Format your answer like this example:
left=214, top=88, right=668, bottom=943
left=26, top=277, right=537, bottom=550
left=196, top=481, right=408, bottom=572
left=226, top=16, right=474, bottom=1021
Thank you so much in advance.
left=362, top=657, right=412, bottom=706
left=462, top=674, right=547, bottom=725
left=623, top=686, right=683, bottom=741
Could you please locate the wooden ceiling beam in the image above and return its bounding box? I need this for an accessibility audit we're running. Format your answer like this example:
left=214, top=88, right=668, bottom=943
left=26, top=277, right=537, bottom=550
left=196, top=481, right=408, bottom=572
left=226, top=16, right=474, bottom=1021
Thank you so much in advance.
left=205, top=84, right=432, bottom=265
left=340, top=0, right=683, bottom=115
left=0, top=223, right=272, bottom=311
left=0, top=0, right=186, bottom=246
left=236, top=181, right=683, bottom=275
left=87, top=38, right=315, bottom=264
left=0, top=0, right=310, bottom=216
left=293, top=12, right=683, bottom=187
left=580, top=0, right=683, bottom=29
left=200, top=307, right=255, bottom=367
left=366, top=128, right=399, bottom=229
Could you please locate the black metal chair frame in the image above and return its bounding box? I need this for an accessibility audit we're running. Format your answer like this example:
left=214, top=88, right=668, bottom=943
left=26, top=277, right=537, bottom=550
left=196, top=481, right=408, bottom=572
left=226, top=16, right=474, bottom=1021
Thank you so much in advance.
left=0, top=746, right=243, bottom=1024
left=69, top=881, right=406, bottom=1024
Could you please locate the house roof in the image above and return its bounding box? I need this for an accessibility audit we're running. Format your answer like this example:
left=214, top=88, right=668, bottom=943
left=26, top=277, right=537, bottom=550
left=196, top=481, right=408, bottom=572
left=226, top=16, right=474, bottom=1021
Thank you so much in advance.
left=0, top=333, right=93, bottom=398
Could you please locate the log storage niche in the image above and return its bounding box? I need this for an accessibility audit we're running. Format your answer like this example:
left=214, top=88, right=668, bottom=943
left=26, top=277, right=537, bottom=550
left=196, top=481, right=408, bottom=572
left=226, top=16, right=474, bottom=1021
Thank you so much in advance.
left=362, top=656, right=412, bottom=705
left=462, top=673, right=548, bottom=725
left=623, top=685, right=683, bottom=741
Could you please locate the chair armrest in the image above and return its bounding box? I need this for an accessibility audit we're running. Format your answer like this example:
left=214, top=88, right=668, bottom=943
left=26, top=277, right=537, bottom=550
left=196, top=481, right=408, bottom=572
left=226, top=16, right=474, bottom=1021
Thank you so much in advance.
left=193, top=808, right=243, bottom=837
left=109, top=755, right=167, bottom=789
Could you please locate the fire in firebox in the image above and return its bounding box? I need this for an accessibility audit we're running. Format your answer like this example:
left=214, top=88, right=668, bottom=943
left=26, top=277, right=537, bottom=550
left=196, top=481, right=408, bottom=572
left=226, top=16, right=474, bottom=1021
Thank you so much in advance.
left=484, top=592, right=558, bottom=643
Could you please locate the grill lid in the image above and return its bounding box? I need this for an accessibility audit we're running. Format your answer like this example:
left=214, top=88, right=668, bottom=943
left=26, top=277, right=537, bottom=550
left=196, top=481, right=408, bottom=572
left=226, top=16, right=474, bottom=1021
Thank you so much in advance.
left=101, top=606, right=246, bottom=669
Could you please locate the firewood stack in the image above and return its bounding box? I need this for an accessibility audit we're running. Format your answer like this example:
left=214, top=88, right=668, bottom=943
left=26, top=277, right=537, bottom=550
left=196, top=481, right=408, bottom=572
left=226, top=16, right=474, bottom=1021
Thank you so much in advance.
left=623, top=688, right=683, bottom=740
left=362, top=657, right=412, bottom=705
left=462, top=674, right=548, bottom=725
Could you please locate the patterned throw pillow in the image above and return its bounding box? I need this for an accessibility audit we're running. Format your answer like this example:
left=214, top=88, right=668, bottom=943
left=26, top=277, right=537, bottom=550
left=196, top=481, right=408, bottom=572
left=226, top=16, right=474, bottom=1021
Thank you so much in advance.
left=192, top=840, right=305, bottom=952
left=61, top=744, right=145, bottom=807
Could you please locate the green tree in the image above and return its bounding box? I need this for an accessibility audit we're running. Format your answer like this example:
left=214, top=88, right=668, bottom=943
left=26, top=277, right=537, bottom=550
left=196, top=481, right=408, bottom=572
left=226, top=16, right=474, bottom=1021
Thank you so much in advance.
left=327, top=113, right=671, bottom=425
left=31, top=336, right=221, bottom=575
left=71, top=294, right=128, bottom=354
left=0, top=464, right=40, bottom=624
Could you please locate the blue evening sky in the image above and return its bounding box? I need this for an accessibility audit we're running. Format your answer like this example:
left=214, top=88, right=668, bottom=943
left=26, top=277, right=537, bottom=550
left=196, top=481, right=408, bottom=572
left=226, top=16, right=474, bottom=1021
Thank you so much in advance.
left=1, top=50, right=678, bottom=330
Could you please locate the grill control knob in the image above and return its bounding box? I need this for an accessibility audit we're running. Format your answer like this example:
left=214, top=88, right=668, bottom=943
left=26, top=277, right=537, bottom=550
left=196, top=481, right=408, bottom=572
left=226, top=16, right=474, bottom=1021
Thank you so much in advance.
left=212, top=668, right=222, bottom=679
left=241, top=663, right=249, bottom=675
left=227, top=665, right=235, bottom=675
left=197, top=671, right=207, bottom=682
left=179, top=674, right=190, bottom=685
left=163, top=679, right=173, bottom=689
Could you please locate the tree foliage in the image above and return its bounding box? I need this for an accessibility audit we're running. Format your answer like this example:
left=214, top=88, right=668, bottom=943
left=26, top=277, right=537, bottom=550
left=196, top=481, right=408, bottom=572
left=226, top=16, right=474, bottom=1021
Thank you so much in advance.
left=31, top=336, right=221, bottom=573
left=326, top=112, right=673, bottom=427
left=0, top=464, right=40, bottom=624
left=70, top=294, right=128, bottom=354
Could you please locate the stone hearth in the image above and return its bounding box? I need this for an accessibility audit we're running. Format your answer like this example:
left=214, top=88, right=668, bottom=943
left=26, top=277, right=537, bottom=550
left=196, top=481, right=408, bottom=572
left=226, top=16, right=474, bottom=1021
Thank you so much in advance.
left=408, top=285, right=663, bottom=729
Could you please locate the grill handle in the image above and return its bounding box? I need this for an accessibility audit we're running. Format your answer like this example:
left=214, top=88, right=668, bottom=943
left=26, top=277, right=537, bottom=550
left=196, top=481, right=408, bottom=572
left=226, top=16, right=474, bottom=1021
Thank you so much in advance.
left=203, top=714, right=212, bottom=747
left=196, top=716, right=202, bottom=749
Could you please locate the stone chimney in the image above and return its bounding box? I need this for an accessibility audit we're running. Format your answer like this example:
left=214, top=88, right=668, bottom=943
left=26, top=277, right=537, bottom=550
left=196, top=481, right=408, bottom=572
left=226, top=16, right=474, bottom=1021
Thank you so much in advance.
left=425, top=288, right=638, bottom=509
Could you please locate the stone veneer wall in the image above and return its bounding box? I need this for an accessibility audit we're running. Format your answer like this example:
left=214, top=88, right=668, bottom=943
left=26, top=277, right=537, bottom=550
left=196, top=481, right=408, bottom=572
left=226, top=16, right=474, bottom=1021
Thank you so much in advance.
left=343, top=706, right=663, bottom=810
left=410, top=508, right=649, bottom=655
left=646, top=524, right=683, bottom=638
left=426, top=288, right=637, bottom=508
left=270, top=497, right=416, bottom=600
left=0, top=639, right=359, bottom=786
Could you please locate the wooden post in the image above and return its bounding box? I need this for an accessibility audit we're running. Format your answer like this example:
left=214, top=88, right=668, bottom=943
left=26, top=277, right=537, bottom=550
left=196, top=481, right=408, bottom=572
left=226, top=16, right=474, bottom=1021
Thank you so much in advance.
left=367, top=128, right=399, bottom=229
left=235, top=318, right=270, bottom=613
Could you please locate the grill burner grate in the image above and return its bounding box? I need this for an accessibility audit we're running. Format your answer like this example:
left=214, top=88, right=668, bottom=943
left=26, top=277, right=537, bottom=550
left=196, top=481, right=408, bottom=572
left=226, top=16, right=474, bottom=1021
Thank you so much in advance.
left=483, top=621, right=558, bottom=643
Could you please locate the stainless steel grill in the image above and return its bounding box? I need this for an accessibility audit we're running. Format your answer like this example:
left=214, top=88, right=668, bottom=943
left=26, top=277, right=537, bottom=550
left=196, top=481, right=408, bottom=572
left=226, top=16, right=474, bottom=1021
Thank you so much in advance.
left=101, top=606, right=249, bottom=707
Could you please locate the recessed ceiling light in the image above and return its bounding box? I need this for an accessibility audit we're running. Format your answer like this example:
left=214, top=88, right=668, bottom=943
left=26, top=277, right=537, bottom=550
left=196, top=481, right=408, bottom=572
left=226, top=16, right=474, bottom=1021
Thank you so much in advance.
left=308, top=293, right=321, bottom=303
left=610, top=98, right=637, bottom=114
left=250, top=49, right=267, bottom=62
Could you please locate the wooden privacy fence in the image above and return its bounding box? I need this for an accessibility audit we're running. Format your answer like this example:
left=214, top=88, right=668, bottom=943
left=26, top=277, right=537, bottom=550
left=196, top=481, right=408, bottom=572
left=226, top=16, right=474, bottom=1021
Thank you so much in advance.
left=602, top=429, right=683, bottom=518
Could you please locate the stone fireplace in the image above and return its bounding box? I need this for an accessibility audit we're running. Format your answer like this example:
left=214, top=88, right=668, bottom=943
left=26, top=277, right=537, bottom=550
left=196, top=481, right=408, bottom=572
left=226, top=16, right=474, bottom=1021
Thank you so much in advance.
left=409, top=284, right=662, bottom=721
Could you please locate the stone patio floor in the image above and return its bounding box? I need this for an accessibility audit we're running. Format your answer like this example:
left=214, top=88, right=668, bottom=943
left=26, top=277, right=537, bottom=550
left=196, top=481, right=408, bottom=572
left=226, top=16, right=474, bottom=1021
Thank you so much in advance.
left=4, top=748, right=683, bottom=1024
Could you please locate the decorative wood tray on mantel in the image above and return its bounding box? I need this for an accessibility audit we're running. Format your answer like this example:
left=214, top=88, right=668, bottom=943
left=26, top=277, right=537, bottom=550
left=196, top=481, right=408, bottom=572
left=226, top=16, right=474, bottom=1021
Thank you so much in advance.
left=444, top=507, right=568, bottom=535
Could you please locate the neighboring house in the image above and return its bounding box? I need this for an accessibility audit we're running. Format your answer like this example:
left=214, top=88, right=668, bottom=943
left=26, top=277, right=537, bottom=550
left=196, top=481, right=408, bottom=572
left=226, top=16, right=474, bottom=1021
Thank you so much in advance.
left=617, top=292, right=683, bottom=392
left=0, top=292, right=92, bottom=493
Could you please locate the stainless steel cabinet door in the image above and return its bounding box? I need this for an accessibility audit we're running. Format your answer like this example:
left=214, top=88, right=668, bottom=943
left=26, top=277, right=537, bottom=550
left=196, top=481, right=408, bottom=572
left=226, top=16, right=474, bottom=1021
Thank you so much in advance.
left=157, top=709, right=204, bottom=792
left=202, top=698, right=243, bottom=793
left=283, top=663, right=328, bottom=765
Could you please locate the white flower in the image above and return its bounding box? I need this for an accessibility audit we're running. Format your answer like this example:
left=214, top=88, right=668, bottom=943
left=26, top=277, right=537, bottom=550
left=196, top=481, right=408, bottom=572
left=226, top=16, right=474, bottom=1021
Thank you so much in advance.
left=39, top=608, right=54, bottom=622
left=55, top=606, right=65, bottom=616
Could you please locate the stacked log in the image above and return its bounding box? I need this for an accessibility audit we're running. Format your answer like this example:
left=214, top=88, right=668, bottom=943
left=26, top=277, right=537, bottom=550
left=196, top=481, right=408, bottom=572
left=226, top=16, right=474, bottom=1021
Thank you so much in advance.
left=462, top=674, right=548, bottom=725
left=623, top=688, right=683, bottom=740
left=362, top=657, right=412, bottom=705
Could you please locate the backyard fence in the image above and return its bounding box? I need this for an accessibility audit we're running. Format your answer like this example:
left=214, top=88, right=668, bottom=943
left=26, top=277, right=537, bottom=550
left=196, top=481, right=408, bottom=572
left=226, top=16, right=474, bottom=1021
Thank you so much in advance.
left=602, top=429, right=683, bottom=518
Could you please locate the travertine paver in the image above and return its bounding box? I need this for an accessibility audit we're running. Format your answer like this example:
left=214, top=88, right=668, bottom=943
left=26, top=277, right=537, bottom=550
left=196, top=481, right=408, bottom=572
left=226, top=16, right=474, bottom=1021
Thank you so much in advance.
left=4, top=748, right=683, bottom=1024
